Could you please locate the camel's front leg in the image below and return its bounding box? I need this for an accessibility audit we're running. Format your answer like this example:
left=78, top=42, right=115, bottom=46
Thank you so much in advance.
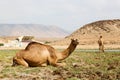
left=37, top=63, right=47, bottom=67
left=13, top=57, right=29, bottom=67
left=49, top=59, right=66, bottom=67
left=18, top=59, right=29, bottom=67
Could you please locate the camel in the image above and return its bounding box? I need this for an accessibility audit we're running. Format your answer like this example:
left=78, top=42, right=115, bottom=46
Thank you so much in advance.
left=12, top=39, right=79, bottom=67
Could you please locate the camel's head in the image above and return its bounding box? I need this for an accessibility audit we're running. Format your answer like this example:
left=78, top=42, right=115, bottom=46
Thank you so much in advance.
left=71, top=39, right=79, bottom=45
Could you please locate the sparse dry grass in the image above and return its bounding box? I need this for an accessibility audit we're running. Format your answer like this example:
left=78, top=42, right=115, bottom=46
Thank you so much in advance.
left=0, top=50, right=120, bottom=80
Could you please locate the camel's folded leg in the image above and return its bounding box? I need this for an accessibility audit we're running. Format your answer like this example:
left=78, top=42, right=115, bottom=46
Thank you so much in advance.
left=37, top=63, right=47, bottom=67
left=14, top=58, right=29, bottom=67
left=50, top=60, right=66, bottom=67
left=48, top=56, right=66, bottom=67
left=55, top=62, right=66, bottom=67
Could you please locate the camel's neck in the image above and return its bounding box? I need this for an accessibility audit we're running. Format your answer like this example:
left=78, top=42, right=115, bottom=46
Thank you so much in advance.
left=58, top=42, right=77, bottom=60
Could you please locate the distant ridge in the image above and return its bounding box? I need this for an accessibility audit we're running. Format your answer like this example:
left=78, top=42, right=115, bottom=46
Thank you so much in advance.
left=0, top=24, right=69, bottom=38
left=52, top=19, right=120, bottom=45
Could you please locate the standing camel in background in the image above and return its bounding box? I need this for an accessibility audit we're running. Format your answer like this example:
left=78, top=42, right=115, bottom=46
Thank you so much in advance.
left=98, top=36, right=104, bottom=53
left=12, top=39, right=79, bottom=67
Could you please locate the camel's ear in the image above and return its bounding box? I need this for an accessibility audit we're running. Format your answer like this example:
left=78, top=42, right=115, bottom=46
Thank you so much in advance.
left=75, top=39, right=78, bottom=41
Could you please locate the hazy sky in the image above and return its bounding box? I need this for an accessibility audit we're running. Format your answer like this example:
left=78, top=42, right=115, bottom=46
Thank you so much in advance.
left=0, top=0, right=120, bottom=32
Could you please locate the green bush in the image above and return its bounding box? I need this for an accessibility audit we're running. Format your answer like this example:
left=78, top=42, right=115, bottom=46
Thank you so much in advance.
left=0, top=43, right=4, bottom=46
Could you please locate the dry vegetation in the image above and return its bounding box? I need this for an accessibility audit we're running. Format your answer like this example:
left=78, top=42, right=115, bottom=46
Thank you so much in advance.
left=0, top=50, right=120, bottom=80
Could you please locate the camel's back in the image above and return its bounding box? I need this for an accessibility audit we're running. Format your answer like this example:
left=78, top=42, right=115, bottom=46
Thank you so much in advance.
left=24, top=42, right=56, bottom=58
left=25, top=42, right=43, bottom=50
left=25, top=42, right=55, bottom=50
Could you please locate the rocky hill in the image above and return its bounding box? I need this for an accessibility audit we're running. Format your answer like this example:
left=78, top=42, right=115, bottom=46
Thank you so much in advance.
left=52, top=19, right=120, bottom=47
left=0, top=24, right=69, bottom=38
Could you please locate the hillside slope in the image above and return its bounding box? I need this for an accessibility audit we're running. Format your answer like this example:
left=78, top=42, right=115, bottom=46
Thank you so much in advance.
left=52, top=19, right=120, bottom=47
left=0, top=24, right=69, bottom=38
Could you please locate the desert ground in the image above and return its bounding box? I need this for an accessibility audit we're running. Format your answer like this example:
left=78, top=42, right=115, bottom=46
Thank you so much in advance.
left=0, top=36, right=120, bottom=80
left=0, top=49, right=120, bottom=80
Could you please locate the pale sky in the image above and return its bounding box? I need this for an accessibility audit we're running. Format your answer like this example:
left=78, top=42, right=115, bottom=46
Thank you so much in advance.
left=0, top=0, right=120, bottom=32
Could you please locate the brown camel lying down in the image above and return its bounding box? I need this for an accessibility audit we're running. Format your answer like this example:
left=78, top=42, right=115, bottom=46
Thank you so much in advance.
left=12, top=39, right=79, bottom=67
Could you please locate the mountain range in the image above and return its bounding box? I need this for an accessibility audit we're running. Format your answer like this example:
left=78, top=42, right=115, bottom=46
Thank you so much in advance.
left=0, top=24, right=69, bottom=38
left=52, top=19, right=120, bottom=46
